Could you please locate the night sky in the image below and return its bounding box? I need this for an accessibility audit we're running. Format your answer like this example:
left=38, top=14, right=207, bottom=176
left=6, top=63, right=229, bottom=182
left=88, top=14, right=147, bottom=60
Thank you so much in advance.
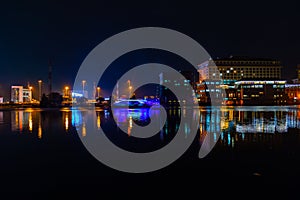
left=0, top=0, right=299, bottom=99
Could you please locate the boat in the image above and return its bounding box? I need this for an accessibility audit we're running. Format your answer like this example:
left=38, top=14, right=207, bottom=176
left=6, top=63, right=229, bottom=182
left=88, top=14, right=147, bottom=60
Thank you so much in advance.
left=112, top=99, right=151, bottom=108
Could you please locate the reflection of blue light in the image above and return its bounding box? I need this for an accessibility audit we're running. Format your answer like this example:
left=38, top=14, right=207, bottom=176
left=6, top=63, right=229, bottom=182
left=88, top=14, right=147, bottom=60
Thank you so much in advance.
left=113, top=108, right=152, bottom=123
left=206, top=112, right=211, bottom=122
left=104, top=110, right=110, bottom=119
left=113, top=99, right=160, bottom=107
left=72, top=110, right=82, bottom=127
left=184, top=123, right=190, bottom=135
left=160, top=130, right=164, bottom=141
left=165, top=121, right=168, bottom=135
left=227, top=134, right=231, bottom=146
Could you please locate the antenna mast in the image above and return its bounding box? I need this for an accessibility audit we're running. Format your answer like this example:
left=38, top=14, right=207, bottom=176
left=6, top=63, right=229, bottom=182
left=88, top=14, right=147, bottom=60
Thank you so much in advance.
left=48, top=59, right=52, bottom=94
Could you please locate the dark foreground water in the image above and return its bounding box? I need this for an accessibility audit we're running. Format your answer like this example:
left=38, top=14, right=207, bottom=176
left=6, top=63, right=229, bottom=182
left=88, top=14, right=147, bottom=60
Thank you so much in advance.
left=0, top=106, right=300, bottom=198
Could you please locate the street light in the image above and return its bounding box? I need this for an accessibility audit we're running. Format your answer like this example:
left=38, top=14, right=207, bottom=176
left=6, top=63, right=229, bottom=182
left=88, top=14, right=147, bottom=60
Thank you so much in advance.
left=65, top=86, right=69, bottom=98
left=82, top=80, right=86, bottom=98
left=38, top=80, right=42, bottom=101
left=128, top=80, right=133, bottom=98
left=97, top=87, right=101, bottom=98
left=29, top=86, right=33, bottom=102
left=129, top=86, right=133, bottom=98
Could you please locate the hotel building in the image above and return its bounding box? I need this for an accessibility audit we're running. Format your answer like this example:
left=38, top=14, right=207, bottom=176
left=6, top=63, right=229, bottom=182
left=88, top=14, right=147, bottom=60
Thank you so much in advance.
left=198, top=56, right=282, bottom=82
left=197, top=56, right=285, bottom=105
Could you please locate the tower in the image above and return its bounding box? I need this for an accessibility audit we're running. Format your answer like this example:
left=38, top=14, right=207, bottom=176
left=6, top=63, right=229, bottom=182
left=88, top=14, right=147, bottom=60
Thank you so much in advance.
left=38, top=80, right=42, bottom=101
left=48, top=60, right=52, bottom=94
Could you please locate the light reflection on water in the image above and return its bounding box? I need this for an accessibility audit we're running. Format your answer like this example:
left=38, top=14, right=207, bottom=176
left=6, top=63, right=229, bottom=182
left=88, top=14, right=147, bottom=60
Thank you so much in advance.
left=0, top=106, right=300, bottom=147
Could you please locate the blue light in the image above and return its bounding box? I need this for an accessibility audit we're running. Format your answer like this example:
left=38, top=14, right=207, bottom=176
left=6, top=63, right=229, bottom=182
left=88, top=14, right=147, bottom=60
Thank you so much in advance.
left=72, top=92, right=83, bottom=97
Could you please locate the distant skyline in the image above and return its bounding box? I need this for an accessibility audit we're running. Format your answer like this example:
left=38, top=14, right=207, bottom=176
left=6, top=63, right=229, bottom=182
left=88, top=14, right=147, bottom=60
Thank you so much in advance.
left=0, top=1, right=300, bottom=100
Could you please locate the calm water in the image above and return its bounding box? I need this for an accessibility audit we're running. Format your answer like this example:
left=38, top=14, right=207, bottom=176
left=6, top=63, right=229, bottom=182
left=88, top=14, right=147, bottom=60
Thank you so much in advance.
left=0, top=106, right=300, bottom=198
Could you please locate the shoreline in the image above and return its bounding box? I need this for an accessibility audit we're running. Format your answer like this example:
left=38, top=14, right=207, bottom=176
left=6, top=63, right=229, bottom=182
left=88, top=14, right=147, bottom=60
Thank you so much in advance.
left=0, top=104, right=300, bottom=111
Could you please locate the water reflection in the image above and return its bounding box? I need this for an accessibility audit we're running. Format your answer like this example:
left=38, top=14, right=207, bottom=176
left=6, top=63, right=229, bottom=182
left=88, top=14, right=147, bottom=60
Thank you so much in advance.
left=11, top=111, right=24, bottom=132
left=2, top=106, right=300, bottom=149
left=0, top=112, right=4, bottom=124
left=112, top=108, right=153, bottom=136
left=38, top=116, right=42, bottom=139
left=29, top=112, right=33, bottom=132
left=8, top=109, right=74, bottom=139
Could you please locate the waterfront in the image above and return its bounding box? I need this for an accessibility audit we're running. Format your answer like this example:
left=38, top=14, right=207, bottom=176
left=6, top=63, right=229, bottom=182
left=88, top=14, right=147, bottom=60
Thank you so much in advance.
left=0, top=106, right=300, bottom=198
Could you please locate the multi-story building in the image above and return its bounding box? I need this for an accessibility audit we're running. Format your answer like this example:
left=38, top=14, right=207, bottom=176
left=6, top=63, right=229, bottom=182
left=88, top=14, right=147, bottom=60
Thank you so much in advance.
left=11, top=86, right=23, bottom=103
left=197, top=56, right=284, bottom=105
left=285, top=83, right=300, bottom=104
left=11, top=86, right=32, bottom=103
left=198, top=56, right=282, bottom=82
left=235, top=80, right=288, bottom=105
left=297, top=64, right=300, bottom=83
left=158, top=70, right=199, bottom=105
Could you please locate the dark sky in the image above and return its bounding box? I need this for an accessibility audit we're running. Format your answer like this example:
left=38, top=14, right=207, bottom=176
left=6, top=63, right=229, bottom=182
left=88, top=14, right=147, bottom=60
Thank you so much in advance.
left=0, top=0, right=299, bottom=99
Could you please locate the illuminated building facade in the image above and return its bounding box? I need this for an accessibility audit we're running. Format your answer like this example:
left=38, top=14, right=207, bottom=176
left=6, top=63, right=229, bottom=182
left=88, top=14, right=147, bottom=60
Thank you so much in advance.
left=159, top=70, right=199, bottom=105
left=235, top=80, right=288, bottom=105
left=198, top=56, right=282, bottom=82
left=23, top=88, right=32, bottom=102
left=197, top=56, right=283, bottom=105
left=11, top=86, right=32, bottom=103
left=11, top=86, right=23, bottom=103
left=285, top=84, right=300, bottom=104
left=297, top=64, right=300, bottom=82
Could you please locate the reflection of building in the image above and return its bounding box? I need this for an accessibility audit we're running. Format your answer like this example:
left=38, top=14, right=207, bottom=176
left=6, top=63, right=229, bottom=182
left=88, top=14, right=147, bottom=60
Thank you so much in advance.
left=10, top=110, right=43, bottom=138
left=11, top=111, right=25, bottom=131
left=0, top=112, right=3, bottom=123
left=11, top=86, right=32, bottom=103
